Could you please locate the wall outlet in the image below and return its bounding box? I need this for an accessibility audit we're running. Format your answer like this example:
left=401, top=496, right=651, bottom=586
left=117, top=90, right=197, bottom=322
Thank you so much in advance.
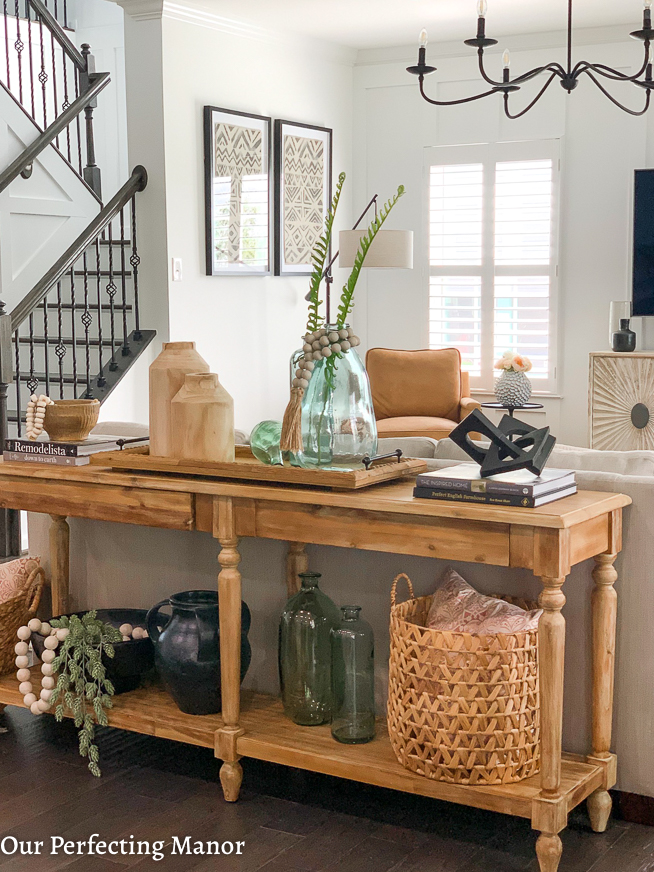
left=172, top=258, right=183, bottom=282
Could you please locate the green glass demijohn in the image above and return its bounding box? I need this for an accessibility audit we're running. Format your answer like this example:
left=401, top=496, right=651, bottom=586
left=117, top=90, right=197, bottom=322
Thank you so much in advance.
left=278, top=571, right=340, bottom=726
left=330, top=605, right=375, bottom=744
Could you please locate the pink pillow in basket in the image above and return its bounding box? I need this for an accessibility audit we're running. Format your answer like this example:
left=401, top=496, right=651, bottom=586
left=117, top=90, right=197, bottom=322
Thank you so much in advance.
left=0, top=556, right=41, bottom=606
left=427, top=567, right=542, bottom=634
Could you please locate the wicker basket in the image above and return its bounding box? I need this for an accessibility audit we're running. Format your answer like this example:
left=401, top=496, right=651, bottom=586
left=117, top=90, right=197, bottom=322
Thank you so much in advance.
left=0, top=564, right=45, bottom=675
left=387, top=573, right=540, bottom=786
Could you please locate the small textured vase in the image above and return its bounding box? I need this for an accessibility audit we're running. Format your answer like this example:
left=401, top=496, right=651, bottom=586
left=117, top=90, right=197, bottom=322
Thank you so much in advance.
left=250, top=420, right=283, bottom=465
left=278, top=571, right=340, bottom=726
left=612, top=318, right=637, bottom=353
left=43, top=399, right=100, bottom=442
left=171, top=372, right=234, bottom=462
left=331, top=606, right=376, bottom=744
left=149, top=342, right=210, bottom=457
left=146, top=590, right=251, bottom=716
left=494, top=370, right=532, bottom=407
left=291, top=328, right=377, bottom=468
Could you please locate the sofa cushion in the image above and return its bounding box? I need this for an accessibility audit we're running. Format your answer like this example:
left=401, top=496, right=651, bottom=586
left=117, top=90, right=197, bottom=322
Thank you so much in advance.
left=366, top=347, right=462, bottom=421
left=434, top=437, right=654, bottom=476
left=377, top=436, right=439, bottom=458
left=377, top=416, right=459, bottom=440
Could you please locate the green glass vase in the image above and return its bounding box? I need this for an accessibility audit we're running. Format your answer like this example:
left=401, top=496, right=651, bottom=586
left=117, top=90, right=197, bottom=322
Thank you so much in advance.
left=291, top=330, right=377, bottom=469
left=278, top=571, right=340, bottom=726
left=330, top=605, right=375, bottom=744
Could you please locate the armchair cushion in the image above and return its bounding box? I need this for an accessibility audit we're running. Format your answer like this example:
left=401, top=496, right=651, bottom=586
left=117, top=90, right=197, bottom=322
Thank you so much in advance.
left=376, top=416, right=460, bottom=440
left=366, top=347, right=462, bottom=421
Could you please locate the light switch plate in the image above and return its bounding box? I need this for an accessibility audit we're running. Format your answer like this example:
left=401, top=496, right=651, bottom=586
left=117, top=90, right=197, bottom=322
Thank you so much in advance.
left=172, top=258, right=183, bottom=282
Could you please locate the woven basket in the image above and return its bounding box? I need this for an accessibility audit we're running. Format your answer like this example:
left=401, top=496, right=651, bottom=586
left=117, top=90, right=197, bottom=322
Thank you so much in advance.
left=387, top=573, right=540, bottom=786
left=0, top=564, right=45, bottom=675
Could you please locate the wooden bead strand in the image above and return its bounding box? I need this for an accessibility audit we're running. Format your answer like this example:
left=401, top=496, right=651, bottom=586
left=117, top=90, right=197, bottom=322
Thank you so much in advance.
left=25, top=395, right=54, bottom=441
left=292, top=326, right=360, bottom=390
left=15, top=620, right=148, bottom=715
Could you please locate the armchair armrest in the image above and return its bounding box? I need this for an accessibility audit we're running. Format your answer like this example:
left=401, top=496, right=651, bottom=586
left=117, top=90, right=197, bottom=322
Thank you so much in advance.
left=459, top=397, right=481, bottom=422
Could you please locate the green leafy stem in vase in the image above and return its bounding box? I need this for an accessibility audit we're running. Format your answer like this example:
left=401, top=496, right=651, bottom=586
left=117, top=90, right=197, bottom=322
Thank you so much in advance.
left=49, top=611, right=122, bottom=776
left=312, top=177, right=405, bottom=390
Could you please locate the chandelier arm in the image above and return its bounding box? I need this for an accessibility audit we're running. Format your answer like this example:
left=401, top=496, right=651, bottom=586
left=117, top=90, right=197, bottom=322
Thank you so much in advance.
left=573, top=46, right=650, bottom=83
left=585, top=70, right=652, bottom=116
left=503, top=73, right=558, bottom=119
left=477, top=50, right=563, bottom=87
left=418, top=76, right=499, bottom=106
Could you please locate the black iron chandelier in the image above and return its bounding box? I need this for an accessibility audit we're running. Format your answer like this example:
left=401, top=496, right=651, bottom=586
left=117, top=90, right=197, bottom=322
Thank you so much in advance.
left=407, top=0, right=654, bottom=117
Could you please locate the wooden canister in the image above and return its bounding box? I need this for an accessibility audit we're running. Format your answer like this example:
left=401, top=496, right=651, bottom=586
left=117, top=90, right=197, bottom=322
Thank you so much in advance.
left=149, top=342, right=210, bottom=457
left=171, top=372, right=235, bottom=462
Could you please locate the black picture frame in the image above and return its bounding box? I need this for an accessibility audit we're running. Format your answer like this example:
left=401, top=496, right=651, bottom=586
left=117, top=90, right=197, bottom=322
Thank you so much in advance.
left=204, top=106, right=272, bottom=276
left=274, top=119, right=333, bottom=277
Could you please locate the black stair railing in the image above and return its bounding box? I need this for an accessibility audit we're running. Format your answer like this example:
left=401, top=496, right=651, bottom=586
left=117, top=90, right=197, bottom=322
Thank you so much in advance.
left=1, top=0, right=106, bottom=197
left=0, top=167, right=155, bottom=557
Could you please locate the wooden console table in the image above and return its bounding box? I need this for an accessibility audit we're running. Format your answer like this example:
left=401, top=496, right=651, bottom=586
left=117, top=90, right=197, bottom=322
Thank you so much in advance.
left=0, top=459, right=630, bottom=872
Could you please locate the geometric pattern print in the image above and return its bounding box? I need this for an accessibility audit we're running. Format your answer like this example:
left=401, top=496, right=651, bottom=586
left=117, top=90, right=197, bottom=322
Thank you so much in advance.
left=282, top=134, right=325, bottom=266
left=214, top=122, right=264, bottom=264
left=590, top=354, right=654, bottom=450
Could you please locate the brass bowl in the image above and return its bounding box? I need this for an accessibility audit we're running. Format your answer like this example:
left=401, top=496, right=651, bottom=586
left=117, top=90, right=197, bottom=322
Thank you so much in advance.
left=43, top=399, right=100, bottom=443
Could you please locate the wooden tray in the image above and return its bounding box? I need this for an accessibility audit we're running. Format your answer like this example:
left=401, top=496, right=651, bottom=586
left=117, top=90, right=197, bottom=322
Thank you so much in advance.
left=90, top=445, right=428, bottom=490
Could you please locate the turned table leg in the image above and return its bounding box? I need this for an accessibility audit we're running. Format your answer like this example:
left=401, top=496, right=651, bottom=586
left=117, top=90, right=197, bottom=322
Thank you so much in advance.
left=49, top=515, right=70, bottom=615
left=537, top=575, right=566, bottom=872
left=285, top=542, right=308, bottom=597
left=216, top=497, right=244, bottom=802
left=587, top=552, right=618, bottom=833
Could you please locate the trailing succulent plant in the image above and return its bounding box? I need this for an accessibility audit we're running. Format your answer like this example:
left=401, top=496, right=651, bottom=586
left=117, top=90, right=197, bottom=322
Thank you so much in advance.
left=281, top=173, right=405, bottom=451
left=49, top=611, right=122, bottom=777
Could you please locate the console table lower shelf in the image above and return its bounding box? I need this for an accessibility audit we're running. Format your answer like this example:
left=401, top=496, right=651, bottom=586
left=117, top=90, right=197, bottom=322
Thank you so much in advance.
left=0, top=675, right=612, bottom=828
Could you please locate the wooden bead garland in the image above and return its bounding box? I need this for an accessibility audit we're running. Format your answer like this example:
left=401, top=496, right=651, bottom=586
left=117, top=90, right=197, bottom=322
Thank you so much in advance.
left=15, top=619, right=148, bottom=715
left=292, top=326, right=360, bottom=390
left=25, top=394, right=54, bottom=441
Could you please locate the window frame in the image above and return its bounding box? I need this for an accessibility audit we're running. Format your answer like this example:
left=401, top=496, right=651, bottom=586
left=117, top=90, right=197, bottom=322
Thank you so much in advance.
left=424, top=139, right=561, bottom=395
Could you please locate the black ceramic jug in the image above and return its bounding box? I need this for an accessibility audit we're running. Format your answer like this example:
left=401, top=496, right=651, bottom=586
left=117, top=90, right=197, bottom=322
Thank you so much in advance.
left=146, top=590, right=251, bottom=716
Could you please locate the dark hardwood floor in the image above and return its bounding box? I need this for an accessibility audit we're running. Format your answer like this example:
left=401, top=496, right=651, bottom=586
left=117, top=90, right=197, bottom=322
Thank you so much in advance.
left=0, top=706, right=651, bottom=871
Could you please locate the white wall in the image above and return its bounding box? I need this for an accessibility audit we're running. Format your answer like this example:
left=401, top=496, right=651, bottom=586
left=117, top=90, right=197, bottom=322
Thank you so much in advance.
left=353, top=34, right=654, bottom=447
left=160, top=13, right=355, bottom=432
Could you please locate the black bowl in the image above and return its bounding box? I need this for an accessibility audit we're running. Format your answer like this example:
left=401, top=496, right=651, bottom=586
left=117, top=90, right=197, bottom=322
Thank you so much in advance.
left=32, top=608, right=155, bottom=695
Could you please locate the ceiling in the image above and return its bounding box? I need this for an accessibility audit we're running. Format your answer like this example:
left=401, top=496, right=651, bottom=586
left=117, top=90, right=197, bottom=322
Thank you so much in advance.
left=189, top=0, right=644, bottom=50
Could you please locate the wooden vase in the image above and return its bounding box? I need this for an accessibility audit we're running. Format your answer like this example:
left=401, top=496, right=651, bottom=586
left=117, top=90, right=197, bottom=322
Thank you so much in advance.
left=171, top=372, right=235, bottom=462
left=149, top=342, right=209, bottom=457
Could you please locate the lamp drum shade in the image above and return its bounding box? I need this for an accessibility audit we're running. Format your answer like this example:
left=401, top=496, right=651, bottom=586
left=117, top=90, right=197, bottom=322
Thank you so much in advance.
left=338, top=230, right=413, bottom=269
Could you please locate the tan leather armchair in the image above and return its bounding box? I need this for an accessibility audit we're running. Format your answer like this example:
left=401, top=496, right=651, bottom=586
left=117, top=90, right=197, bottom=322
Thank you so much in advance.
left=365, top=347, right=481, bottom=440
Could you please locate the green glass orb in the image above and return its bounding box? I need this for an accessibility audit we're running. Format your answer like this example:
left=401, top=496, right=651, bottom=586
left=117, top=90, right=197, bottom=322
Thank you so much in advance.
left=250, top=420, right=283, bottom=465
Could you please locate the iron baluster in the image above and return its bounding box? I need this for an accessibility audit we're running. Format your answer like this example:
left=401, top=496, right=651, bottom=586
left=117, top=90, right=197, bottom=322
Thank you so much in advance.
left=69, top=265, right=77, bottom=397
left=95, top=238, right=105, bottom=386
left=73, top=66, right=82, bottom=176
left=81, top=250, right=92, bottom=397
left=107, top=221, right=117, bottom=370
left=26, top=311, right=38, bottom=396
left=38, top=8, right=48, bottom=129
left=26, top=2, right=35, bottom=120
left=13, top=328, right=20, bottom=436
left=50, top=14, right=58, bottom=145
left=42, top=297, right=49, bottom=397
left=4, top=0, right=10, bottom=91
left=14, top=0, right=23, bottom=105
left=130, top=195, right=141, bottom=339
left=55, top=280, right=65, bottom=398
left=119, top=208, right=129, bottom=355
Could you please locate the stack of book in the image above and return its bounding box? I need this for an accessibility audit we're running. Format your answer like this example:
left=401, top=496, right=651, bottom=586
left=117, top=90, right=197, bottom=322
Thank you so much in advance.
left=413, top=463, right=577, bottom=508
left=4, top=435, right=139, bottom=467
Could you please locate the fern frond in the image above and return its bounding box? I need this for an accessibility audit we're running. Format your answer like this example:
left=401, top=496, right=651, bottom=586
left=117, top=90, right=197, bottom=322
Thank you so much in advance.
left=306, top=172, right=346, bottom=333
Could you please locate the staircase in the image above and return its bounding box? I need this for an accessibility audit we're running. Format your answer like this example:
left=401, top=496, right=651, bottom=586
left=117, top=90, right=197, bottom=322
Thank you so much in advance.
left=0, top=0, right=156, bottom=557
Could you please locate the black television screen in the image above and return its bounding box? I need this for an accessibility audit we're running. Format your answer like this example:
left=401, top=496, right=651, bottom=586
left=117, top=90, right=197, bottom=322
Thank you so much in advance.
left=633, top=168, right=654, bottom=316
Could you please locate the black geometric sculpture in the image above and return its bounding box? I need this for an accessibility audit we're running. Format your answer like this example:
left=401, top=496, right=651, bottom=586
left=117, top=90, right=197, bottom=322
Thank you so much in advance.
left=449, top=409, right=556, bottom=478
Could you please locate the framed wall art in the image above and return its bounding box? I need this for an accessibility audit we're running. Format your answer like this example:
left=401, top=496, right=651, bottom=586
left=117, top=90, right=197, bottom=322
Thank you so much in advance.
left=274, top=120, right=332, bottom=276
left=204, top=106, right=272, bottom=276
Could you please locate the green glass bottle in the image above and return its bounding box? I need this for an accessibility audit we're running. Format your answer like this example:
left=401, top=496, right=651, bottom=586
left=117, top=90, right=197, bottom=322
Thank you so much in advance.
left=330, top=606, right=375, bottom=744
left=278, top=572, right=340, bottom=726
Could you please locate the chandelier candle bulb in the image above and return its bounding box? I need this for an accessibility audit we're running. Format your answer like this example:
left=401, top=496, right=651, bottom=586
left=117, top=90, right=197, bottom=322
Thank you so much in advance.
left=477, top=0, right=488, bottom=16
left=419, top=29, right=428, bottom=46
left=503, top=49, right=511, bottom=68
